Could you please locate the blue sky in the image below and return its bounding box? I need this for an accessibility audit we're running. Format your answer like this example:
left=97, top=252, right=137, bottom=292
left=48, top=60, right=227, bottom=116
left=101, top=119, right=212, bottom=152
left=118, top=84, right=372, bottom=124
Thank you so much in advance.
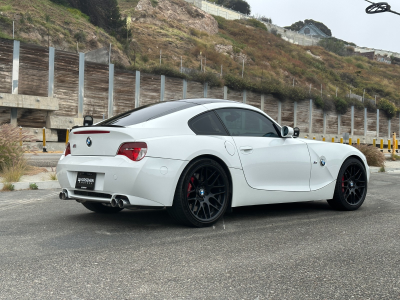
left=246, top=0, right=400, bottom=53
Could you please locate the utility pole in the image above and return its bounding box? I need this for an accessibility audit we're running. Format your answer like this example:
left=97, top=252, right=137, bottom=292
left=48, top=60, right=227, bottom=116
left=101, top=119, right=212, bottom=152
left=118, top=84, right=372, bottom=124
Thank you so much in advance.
left=13, top=21, right=14, bottom=39
left=180, top=56, right=182, bottom=73
left=336, top=87, right=338, bottom=97
left=160, top=50, right=162, bottom=65
left=221, top=65, right=223, bottom=78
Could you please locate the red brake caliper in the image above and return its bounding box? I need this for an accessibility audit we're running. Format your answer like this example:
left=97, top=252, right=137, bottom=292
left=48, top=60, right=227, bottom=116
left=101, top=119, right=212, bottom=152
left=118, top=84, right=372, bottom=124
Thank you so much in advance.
left=341, top=175, right=345, bottom=193
left=187, top=177, right=195, bottom=198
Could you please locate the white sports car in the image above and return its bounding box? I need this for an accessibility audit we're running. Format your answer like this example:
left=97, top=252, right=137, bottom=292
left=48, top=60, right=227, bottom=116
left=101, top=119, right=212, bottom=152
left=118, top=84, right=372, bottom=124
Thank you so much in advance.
left=57, top=99, right=369, bottom=227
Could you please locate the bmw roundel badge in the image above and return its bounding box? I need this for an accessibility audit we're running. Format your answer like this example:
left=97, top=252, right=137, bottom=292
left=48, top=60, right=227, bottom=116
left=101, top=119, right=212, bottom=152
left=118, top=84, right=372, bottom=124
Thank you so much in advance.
left=86, top=137, right=92, bottom=147
left=320, top=156, right=326, bottom=167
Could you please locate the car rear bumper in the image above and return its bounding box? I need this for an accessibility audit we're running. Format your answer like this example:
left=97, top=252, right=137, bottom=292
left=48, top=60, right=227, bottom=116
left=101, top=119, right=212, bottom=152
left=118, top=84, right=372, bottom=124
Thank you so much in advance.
left=56, top=155, right=187, bottom=207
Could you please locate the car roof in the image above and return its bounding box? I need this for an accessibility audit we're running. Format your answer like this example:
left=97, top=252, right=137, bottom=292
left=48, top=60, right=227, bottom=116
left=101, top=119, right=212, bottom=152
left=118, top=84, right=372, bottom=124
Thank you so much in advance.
left=177, top=98, right=236, bottom=105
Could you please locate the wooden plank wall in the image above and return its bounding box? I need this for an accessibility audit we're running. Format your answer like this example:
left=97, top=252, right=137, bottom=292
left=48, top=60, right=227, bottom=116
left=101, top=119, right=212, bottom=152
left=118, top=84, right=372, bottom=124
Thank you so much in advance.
left=367, top=111, right=377, bottom=136
left=247, top=91, right=261, bottom=110
left=227, top=89, right=242, bottom=103
left=296, top=100, right=309, bottom=134
left=186, top=81, right=203, bottom=99
left=19, top=44, right=49, bottom=97
left=165, top=77, right=183, bottom=101
left=17, top=109, right=47, bottom=128
left=354, top=108, right=365, bottom=136
left=114, top=69, right=135, bottom=115
left=84, top=62, right=108, bottom=119
left=0, top=39, right=13, bottom=94
left=0, top=108, right=11, bottom=125
left=379, top=112, right=389, bottom=137
left=140, top=74, right=160, bottom=106
left=208, top=85, right=224, bottom=100
left=53, top=50, right=79, bottom=117
left=281, top=100, right=294, bottom=127
left=326, top=111, right=338, bottom=135
left=312, top=104, right=324, bottom=134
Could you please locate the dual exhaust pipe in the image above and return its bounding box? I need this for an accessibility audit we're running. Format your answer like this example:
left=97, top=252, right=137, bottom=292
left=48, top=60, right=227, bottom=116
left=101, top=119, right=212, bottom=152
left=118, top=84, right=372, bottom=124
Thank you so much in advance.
left=59, top=190, right=129, bottom=208
left=111, top=197, right=129, bottom=208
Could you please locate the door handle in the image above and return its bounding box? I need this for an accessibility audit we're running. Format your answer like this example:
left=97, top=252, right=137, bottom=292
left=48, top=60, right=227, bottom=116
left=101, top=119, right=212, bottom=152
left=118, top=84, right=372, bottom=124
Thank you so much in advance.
left=240, top=146, right=253, bottom=154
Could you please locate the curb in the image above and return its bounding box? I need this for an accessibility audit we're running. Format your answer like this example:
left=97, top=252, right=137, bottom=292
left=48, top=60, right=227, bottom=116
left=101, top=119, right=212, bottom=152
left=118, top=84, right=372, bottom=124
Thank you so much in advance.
left=370, top=167, right=400, bottom=173
left=0, top=181, right=60, bottom=191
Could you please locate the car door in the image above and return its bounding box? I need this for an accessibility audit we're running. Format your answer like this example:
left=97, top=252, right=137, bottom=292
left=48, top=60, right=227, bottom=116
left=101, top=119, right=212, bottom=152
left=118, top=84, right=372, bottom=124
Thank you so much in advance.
left=215, top=108, right=311, bottom=192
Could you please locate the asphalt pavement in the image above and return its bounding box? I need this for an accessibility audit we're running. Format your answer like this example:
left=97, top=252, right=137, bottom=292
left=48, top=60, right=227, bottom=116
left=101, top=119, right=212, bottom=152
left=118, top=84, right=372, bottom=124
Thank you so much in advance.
left=0, top=173, right=399, bottom=299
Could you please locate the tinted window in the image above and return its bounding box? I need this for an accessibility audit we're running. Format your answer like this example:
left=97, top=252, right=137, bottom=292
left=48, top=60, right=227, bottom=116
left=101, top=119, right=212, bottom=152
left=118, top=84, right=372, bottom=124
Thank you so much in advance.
left=97, top=101, right=197, bottom=126
left=215, top=108, right=280, bottom=137
left=189, top=112, right=228, bottom=136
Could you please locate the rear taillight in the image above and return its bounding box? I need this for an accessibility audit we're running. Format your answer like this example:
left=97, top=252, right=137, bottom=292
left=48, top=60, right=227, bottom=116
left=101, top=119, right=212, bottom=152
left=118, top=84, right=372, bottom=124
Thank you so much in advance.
left=117, top=142, right=147, bottom=161
left=65, top=142, right=71, bottom=156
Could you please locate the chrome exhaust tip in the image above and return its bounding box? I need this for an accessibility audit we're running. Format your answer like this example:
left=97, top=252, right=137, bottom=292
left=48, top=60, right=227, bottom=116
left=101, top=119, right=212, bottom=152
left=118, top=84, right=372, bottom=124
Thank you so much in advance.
left=59, top=190, right=68, bottom=200
left=117, top=199, right=125, bottom=208
left=110, top=198, right=118, bottom=208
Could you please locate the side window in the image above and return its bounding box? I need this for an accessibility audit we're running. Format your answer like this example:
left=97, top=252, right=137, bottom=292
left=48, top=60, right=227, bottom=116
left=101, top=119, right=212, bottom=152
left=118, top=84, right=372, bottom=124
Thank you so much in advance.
left=215, top=108, right=280, bottom=137
left=189, top=111, right=228, bottom=136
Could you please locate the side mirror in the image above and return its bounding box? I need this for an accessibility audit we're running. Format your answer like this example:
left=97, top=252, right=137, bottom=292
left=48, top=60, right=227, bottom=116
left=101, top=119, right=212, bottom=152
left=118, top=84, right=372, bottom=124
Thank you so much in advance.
left=281, top=126, right=294, bottom=138
left=84, top=115, right=93, bottom=127
left=293, top=127, right=300, bottom=138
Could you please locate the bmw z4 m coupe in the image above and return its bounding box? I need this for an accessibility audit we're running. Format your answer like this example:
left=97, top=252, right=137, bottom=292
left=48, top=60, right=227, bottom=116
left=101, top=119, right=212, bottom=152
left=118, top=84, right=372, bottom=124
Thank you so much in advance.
left=57, top=99, right=369, bottom=227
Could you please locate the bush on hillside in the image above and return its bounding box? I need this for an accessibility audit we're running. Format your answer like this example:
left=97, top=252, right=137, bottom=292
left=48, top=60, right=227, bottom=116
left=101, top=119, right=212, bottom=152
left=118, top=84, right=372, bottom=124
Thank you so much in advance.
left=377, top=98, right=397, bottom=119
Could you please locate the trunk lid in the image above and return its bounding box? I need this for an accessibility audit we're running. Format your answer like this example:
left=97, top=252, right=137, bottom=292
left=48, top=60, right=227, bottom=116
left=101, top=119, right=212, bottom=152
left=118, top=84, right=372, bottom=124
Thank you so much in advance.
left=69, top=127, right=134, bottom=156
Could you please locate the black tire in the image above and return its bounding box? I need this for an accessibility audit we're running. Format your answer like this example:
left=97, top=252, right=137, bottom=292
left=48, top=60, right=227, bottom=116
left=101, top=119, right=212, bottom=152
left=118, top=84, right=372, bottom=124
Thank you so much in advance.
left=327, top=158, right=368, bottom=211
left=167, top=158, right=230, bottom=227
left=81, top=202, right=124, bottom=214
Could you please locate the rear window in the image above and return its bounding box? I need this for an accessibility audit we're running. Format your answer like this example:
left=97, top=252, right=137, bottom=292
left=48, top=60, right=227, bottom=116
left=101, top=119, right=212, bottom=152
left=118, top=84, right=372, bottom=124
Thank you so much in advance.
left=96, top=101, right=197, bottom=127
left=188, top=112, right=228, bottom=136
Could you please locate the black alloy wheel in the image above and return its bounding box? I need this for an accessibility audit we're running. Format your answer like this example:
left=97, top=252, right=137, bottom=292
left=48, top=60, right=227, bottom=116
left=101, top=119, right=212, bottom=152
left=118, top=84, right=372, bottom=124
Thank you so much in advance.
left=328, top=158, right=367, bottom=211
left=168, top=158, right=230, bottom=227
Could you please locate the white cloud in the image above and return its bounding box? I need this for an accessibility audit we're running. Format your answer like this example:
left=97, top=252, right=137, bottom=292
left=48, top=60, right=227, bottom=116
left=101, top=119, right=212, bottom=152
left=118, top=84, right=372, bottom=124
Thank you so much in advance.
left=246, top=0, right=400, bottom=53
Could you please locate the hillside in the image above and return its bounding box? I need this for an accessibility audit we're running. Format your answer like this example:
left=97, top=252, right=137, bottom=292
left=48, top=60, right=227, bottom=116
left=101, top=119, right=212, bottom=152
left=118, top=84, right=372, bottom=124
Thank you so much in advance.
left=1, top=0, right=400, bottom=116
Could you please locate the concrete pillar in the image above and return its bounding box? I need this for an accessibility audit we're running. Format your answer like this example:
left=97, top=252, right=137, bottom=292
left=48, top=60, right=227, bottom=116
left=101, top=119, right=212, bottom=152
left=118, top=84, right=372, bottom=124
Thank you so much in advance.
left=160, top=75, right=165, bottom=102
left=11, top=40, right=20, bottom=125
left=351, top=106, right=354, bottom=136
left=108, top=64, right=114, bottom=118
left=203, top=82, right=208, bottom=98
left=309, top=99, right=313, bottom=134
left=135, top=71, right=140, bottom=108
left=278, top=101, right=282, bottom=125
left=183, top=79, right=187, bottom=99
left=323, top=112, right=327, bottom=135
left=10, top=108, right=17, bottom=126
left=377, top=109, right=380, bottom=138
left=338, top=115, right=341, bottom=135
left=388, top=119, right=391, bottom=138
left=294, top=101, right=297, bottom=127
left=48, top=47, right=55, bottom=98
left=78, top=52, right=85, bottom=118
left=261, top=94, right=265, bottom=112
left=12, top=40, right=20, bottom=95
left=364, top=108, right=367, bottom=136
left=243, top=90, right=246, bottom=104
left=223, top=86, right=228, bottom=100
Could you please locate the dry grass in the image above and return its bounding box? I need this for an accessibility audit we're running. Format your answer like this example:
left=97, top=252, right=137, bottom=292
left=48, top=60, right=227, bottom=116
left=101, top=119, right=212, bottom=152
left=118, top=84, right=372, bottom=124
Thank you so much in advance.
left=1, top=182, right=14, bottom=192
left=24, top=166, right=48, bottom=176
left=48, top=173, right=57, bottom=181
left=354, top=144, right=385, bottom=167
left=1, top=160, right=27, bottom=183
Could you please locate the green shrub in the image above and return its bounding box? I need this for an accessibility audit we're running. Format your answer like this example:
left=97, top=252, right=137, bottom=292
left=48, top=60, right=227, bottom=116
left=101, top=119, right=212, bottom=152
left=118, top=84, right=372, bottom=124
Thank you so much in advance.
left=191, top=72, right=223, bottom=88
left=377, top=98, right=397, bottom=119
left=29, top=183, right=38, bottom=190
left=74, top=31, right=87, bottom=43
left=246, top=19, right=268, bottom=31
left=334, top=97, right=349, bottom=115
